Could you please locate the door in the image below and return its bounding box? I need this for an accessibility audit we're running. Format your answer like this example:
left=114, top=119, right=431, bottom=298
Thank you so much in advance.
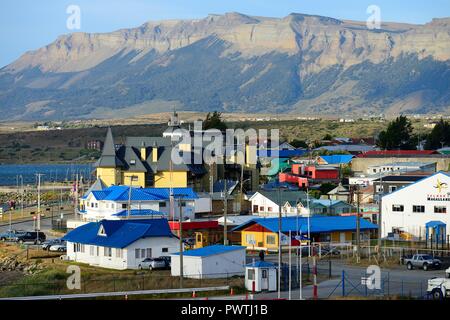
left=261, top=269, right=269, bottom=290
left=340, top=232, right=346, bottom=243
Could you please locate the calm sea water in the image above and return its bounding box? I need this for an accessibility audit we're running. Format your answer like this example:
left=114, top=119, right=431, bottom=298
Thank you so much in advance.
left=0, top=163, right=95, bottom=186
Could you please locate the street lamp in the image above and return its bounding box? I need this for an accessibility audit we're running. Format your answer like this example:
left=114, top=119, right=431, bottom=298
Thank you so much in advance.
left=174, top=193, right=188, bottom=289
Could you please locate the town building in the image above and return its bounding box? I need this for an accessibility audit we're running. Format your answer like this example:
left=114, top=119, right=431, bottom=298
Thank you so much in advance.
left=171, top=245, right=246, bottom=279
left=317, top=155, right=354, bottom=167
left=245, top=260, right=277, bottom=292
left=232, top=216, right=378, bottom=252
left=367, top=162, right=437, bottom=175
left=249, top=190, right=307, bottom=217
left=63, top=219, right=179, bottom=270
left=291, top=164, right=340, bottom=183
left=352, top=150, right=450, bottom=174
left=381, top=172, right=450, bottom=239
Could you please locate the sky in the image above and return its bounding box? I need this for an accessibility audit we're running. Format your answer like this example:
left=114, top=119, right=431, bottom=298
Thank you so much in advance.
left=1, top=0, right=449, bottom=68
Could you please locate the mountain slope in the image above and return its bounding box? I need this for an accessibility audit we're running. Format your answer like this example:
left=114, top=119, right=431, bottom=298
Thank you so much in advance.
left=1, top=12, right=450, bottom=120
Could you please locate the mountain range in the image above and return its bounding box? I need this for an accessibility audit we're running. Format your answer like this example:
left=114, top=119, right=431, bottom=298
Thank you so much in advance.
left=1, top=12, right=450, bottom=120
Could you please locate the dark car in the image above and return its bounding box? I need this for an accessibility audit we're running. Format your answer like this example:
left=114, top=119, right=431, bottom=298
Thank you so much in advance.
left=0, top=229, right=26, bottom=241
left=159, top=256, right=171, bottom=268
left=13, top=231, right=46, bottom=244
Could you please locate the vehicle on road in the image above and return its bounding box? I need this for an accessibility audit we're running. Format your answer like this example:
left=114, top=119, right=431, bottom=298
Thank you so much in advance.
left=159, top=256, right=171, bottom=268
left=405, top=254, right=442, bottom=271
left=41, top=238, right=64, bottom=250
left=49, top=241, right=67, bottom=252
left=13, top=231, right=46, bottom=244
left=0, top=229, right=26, bottom=241
left=138, top=257, right=167, bottom=270
left=427, top=278, right=450, bottom=300
left=446, top=267, right=450, bottom=278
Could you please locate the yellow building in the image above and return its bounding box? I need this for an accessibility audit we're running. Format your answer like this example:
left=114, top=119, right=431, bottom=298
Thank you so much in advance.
left=233, top=216, right=378, bottom=252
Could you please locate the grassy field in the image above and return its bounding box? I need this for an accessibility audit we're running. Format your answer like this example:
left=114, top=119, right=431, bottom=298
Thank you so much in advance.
left=0, top=115, right=434, bottom=164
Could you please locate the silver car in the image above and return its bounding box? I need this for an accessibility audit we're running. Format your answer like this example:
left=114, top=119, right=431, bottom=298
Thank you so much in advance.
left=138, top=258, right=166, bottom=270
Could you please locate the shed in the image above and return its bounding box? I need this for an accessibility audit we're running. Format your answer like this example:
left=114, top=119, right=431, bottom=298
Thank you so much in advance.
left=171, top=245, right=246, bottom=279
left=245, top=260, right=277, bottom=292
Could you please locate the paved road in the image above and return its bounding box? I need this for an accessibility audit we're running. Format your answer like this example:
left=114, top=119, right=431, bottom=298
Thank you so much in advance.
left=0, top=213, right=74, bottom=239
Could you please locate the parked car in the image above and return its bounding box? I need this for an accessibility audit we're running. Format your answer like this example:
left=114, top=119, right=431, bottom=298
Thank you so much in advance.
left=446, top=267, right=450, bottom=278
left=405, top=254, right=442, bottom=271
left=159, top=256, right=171, bottom=268
left=0, top=229, right=26, bottom=241
left=49, top=241, right=67, bottom=252
left=13, top=231, right=46, bottom=244
left=427, top=277, right=450, bottom=299
left=138, top=257, right=167, bottom=270
left=41, top=238, right=64, bottom=250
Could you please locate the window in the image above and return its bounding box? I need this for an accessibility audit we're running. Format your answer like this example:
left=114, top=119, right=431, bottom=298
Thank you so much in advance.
left=146, top=248, right=152, bottom=258
left=130, top=160, right=136, bottom=165
left=246, top=234, right=256, bottom=244
left=247, top=269, right=255, bottom=280
left=262, top=270, right=267, bottom=279
left=141, top=249, right=146, bottom=258
left=95, top=203, right=98, bottom=208
left=389, top=186, right=397, bottom=193
left=104, top=247, right=112, bottom=257
left=135, top=249, right=140, bottom=259
left=160, top=202, right=167, bottom=208
left=116, top=248, right=123, bottom=259
left=259, top=206, right=264, bottom=212
left=266, top=235, right=276, bottom=245
left=162, top=248, right=168, bottom=253
left=413, top=205, right=425, bottom=213
left=267, top=207, right=273, bottom=212
left=90, top=246, right=95, bottom=256
left=122, top=204, right=127, bottom=209
left=435, top=206, right=447, bottom=214
left=73, top=243, right=85, bottom=253
left=392, top=205, right=404, bottom=212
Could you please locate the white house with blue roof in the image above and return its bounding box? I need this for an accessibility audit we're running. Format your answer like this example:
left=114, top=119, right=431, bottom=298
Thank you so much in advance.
left=382, top=172, right=450, bottom=240
left=63, top=219, right=179, bottom=270
left=171, top=245, right=246, bottom=279
left=79, top=185, right=198, bottom=223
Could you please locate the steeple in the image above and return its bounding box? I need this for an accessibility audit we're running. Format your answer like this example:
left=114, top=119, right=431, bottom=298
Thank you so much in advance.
left=168, top=108, right=180, bottom=128
left=95, top=127, right=124, bottom=168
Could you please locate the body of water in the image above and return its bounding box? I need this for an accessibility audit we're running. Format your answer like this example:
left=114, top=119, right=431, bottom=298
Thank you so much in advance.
left=0, top=163, right=95, bottom=186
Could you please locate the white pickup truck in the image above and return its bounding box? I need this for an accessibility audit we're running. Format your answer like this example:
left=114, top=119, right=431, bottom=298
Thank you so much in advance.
left=428, top=278, right=450, bottom=299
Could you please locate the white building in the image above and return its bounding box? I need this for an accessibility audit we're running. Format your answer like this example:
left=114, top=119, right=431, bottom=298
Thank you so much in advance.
left=79, top=185, right=197, bottom=223
left=367, top=162, right=436, bottom=175
left=382, top=172, right=450, bottom=239
left=63, top=219, right=179, bottom=270
left=245, top=260, right=277, bottom=292
left=171, top=245, right=246, bottom=279
left=249, top=191, right=308, bottom=217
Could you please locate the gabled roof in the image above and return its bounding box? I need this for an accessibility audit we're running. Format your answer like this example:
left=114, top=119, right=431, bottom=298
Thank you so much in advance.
left=320, top=155, right=354, bottom=165
left=62, top=219, right=174, bottom=248
left=82, top=178, right=107, bottom=199
left=251, top=190, right=307, bottom=204
left=213, top=180, right=239, bottom=195
left=232, top=216, right=378, bottom=233
left=327, top=184, right=349, bottom=195
left=382, top=171, right=450, bottom=200
left=88, top=185, right=198, bottom=201
left=309, top=199, right=351, bottom=208
left=172, top=245, right=245, bottom=257
left=246, top=261, right=277, bottom=268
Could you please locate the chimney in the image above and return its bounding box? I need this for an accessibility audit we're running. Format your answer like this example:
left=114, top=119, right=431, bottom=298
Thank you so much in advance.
left=152, top=141, right=158, bottom=163
left=140, top=142, right=146, bottom=161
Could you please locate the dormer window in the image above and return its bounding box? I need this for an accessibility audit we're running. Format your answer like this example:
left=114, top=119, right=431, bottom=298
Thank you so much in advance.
left=98, top=225, right=107, bottom=237
left=130, top=160, right=136, bottom=165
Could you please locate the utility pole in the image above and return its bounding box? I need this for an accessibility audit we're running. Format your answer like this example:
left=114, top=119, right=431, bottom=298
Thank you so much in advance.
left=178, top=195, right=184, bottom=288
left=239, top=163, right=244, bottom=213
left=306, top=187, right=311, bottom=257
left=36, top=174, right=44, bottom=245
left=277, top=186, right=282, bottom=299
left=356, top=184, right=361, bottom=263
left=377, top=171, right=383, bottom=258
left=223, top=180, right=228, bottom=245
left=127, top=175, right=136, bottom=219
left=288, top=230, right=292, bottom=300
left=74, top=174, right=79, bottom=220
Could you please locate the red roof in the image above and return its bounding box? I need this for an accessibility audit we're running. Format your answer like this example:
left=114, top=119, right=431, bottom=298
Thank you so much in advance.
left=358, top=150, right=438, bottom=157
left=169, top=221, right=219, bottom=231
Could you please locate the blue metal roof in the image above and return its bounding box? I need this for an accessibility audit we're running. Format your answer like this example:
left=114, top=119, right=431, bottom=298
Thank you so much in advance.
left=258, top=149, right=307, bottom=158
left=62, top=219, right=174, bottom=249
left=426, top=221, right=446, bottom=228
left=172, top=245, right=246, bottom=257
left=232, top=216, right=378, bottom=233
left=310, top=199, right=349, bottom=207
left=320, top=155, right=354, bottom=165
left=245, top=261, right=277, bottom=268
left=87, top=186, right=198, bottom=201
left=112, top=209, right=166, bottom=217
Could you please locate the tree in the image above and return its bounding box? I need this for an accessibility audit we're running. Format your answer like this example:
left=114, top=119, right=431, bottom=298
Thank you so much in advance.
left=425, top=119, right=450, bottom=150
left=203, top=111, right=227, bottom=131
left=290, top=139, right=308, bottom=149
left=323, top=134, right=333, bottom=141
left=377, top=115, right=415, bottom=150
